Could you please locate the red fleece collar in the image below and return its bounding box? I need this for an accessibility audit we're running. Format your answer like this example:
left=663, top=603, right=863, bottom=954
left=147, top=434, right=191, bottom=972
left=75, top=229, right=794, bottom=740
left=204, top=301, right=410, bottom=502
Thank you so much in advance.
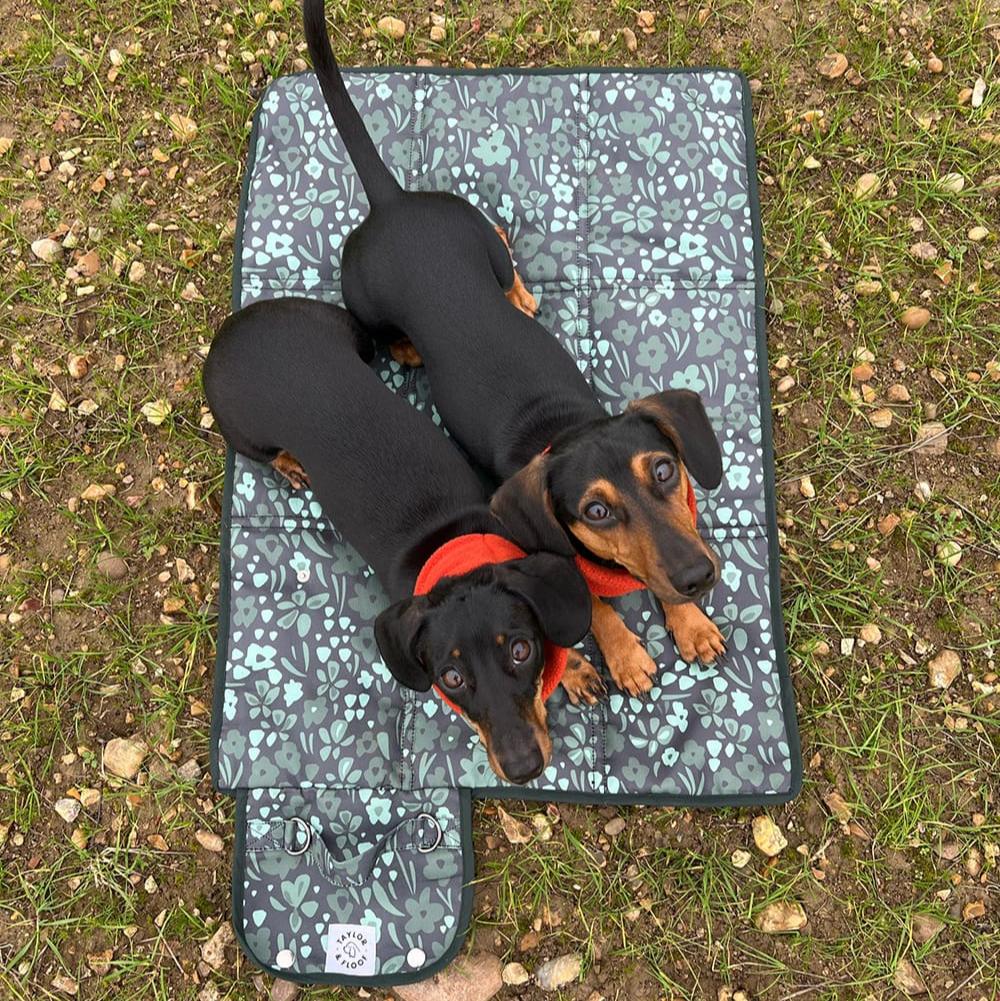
left=563, top=475, right=698, bottom=598
left=414, top=534, right=568, bottom=712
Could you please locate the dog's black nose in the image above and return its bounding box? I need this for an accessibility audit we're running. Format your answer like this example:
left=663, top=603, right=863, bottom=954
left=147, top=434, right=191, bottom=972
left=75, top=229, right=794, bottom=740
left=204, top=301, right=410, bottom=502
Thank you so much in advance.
left=672, top=558, right=716, bottom=597
left=501, top=745, right=545, bottom=785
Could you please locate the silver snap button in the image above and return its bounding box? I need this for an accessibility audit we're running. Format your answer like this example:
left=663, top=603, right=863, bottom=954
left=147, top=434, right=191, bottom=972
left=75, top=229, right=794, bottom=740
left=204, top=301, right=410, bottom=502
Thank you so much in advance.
left=407, top=947, right=426, bottom=968
left=276, top=949, right=294, bottom=969
left=285, top=817, right=311, bottom=856
left=415, top=812, right=442, bottom=853
left=296, top=568, right=310, bottom=583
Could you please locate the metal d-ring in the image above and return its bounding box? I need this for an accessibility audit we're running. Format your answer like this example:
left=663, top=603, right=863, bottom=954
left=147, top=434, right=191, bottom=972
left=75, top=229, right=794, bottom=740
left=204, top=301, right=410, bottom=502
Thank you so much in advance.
left=415, top=812, right=442, bottom=853
left=285, top=816, right=312, bottom=856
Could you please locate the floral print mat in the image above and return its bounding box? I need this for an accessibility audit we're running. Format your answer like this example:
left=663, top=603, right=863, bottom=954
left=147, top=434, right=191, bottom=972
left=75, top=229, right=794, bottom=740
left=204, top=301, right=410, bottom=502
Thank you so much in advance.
left=212, top=68, right=801, bottom=984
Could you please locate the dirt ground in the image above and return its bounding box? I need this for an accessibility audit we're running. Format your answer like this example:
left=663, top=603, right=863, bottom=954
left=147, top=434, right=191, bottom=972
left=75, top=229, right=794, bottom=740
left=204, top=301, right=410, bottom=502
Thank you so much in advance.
left=1, top=1, right=998, bottom=999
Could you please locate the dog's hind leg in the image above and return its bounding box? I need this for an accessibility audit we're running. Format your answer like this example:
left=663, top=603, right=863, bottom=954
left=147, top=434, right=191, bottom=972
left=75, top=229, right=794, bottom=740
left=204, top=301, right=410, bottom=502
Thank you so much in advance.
left=389, top=338, right=424, bottom=368
left=271, top=450, right=311, bottom=490
left=493, top=225, right=538, bottom=318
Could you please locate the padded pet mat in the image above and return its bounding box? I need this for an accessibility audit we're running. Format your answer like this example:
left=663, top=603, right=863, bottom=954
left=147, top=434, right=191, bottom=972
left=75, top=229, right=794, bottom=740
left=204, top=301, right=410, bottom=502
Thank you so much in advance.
left=212, top=67, right=800, bottom=985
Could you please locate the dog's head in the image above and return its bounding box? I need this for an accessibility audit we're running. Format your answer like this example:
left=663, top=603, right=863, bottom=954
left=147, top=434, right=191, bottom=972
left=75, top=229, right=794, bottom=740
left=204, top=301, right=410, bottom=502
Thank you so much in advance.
left=491, top=390, right=723, bottom=604
left=374, top=553, right=590, bottom=784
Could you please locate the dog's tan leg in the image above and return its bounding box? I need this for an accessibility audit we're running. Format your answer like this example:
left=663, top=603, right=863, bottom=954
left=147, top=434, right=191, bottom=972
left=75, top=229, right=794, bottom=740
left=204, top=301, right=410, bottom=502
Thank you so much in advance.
left=389, top=337, right=423, bottom=367
left=561, top=649, right=607, bottom=706
left=494, top=225, right=538, bottom=318
left=590, top=595, right=658, bottom=696
left=663, top=602, right=726, bottom=663
left=271, top=450, right=310, bottom=490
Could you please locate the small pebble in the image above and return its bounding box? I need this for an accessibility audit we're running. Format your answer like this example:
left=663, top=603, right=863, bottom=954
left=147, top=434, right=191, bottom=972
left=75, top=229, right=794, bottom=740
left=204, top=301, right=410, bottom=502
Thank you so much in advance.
left=971, top=76, right=986, bottom=108
left=935, top=541, right=962, bottom=567
left=55, top=798, right=81, bottom=823
left=96, top=551, right=128, bottom=580
left=534, top=953, right=581, bottom=992
left=195, top=830, right=224, bottom=853
left=937, top=172, right=964, bottom=194
left=859, top=624, right=881, bottom=644
left=752, top=815, right=787, bottom=856
left=502, top=962, right=530, bottom=986
left=914, top=421, right=947, bottom=455
left=854, top=172, right=880, bottom=200
left=816, top=52, right=848, bottom=79
left=755, top=901, right=807, bottom=934
left=376, top=15, right=406, bottom=39
left=603, top=817, right=626, bottom=837
left=31, top=238, right=63, bottom=263
left=900, top=306, right=931, bottom=330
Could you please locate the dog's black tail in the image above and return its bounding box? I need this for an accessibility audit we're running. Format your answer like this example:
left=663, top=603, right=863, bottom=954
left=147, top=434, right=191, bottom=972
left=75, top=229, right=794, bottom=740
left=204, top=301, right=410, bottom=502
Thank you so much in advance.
left=303, top=0, right=402, bottom=206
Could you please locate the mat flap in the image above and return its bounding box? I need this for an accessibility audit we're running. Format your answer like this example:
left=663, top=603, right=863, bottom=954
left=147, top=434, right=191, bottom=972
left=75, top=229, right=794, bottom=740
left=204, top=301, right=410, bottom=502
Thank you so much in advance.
left=234, top=787, right=472, bottom=984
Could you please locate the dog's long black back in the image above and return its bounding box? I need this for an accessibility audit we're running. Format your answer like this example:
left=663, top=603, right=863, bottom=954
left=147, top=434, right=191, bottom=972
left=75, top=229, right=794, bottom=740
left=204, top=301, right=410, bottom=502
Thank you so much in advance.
left=303, top=0, right=401, bottom=206
left=303, top=2, right=602, bottom=479
left=202, top=299, right=493, bottom=598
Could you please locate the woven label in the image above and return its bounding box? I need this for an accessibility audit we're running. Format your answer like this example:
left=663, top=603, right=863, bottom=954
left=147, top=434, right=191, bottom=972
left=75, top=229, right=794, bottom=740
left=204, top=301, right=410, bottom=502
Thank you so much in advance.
left=324, top=923, right=377, bottom=976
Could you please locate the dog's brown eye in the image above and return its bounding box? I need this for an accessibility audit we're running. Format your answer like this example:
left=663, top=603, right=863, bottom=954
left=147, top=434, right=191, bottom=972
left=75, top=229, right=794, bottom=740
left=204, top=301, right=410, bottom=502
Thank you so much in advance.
left=584, top=500, right=611, bottom=523
left=440, top=667, right=464, bottom=690
left=653, top=458, right=675, bottom=483
left=510, top=639, right=533, bottom=664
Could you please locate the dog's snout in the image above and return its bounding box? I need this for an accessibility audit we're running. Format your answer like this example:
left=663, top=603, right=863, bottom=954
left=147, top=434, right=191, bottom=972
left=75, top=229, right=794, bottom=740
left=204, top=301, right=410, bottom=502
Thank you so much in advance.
left=671, top=557, right=716, bottom=598
left=499, top=744, right=545, bottom=785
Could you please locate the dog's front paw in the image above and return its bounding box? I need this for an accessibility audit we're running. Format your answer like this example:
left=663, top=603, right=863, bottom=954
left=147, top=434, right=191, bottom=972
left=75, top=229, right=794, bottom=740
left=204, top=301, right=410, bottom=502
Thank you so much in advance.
left=561, top=650, right=607, bottom=706
left=664, top=603, right=726, bottom=663
left=604, top=637, right=658, bottom=697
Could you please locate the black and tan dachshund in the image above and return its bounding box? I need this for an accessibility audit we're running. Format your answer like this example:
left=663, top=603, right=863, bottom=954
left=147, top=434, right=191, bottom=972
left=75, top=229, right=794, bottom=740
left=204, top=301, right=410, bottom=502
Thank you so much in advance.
left=203, top=298, right=603, bottom=784
left=303, top=0, right=726, bottom=696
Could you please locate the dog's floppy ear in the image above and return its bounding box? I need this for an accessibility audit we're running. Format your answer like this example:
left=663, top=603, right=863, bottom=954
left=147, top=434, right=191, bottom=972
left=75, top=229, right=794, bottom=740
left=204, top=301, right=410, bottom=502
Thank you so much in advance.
left=490, top=455, right=575, bottom=557
left=628, top=389, right=723, bottom=489
left=374, top=596, right=433, bottom=691
left=495, top=553, right=591, bottom=647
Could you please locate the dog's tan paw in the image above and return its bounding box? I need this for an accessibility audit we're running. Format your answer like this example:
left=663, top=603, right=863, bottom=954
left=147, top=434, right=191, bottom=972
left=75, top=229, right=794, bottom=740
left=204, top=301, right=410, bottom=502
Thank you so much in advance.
left=664, top=603, right=726, bottom=664
left=605, top=639, right=658, bottom=697
left=561, top=650, right=607, bottom=706
left=389, top=338, right=423, bottom=367
left=271, top=451, right=310, bottom=490
left=506, top=277, right=538, bottom=318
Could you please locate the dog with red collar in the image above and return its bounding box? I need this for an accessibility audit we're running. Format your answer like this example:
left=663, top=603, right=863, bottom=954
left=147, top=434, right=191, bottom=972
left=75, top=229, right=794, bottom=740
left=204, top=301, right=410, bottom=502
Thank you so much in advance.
left=203, top=298, right=603, bottom=785
left=302, top=1, right=727, bottom=696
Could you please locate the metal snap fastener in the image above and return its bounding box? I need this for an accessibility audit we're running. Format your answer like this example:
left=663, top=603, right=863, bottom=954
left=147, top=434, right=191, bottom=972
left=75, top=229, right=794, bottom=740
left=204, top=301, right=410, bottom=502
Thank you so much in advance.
left=296, top=568, right=310, bottom=583
left=285, top=817, right=311, bottom=856
left=415, top=812, right=442, bottom=853
left=406, top=947, right=426, bottom=968
left=276, top=949, right=294, bottom=969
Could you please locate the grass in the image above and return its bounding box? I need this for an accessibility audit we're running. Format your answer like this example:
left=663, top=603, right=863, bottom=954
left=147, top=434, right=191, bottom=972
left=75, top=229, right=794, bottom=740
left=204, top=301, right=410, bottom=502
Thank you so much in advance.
left=1, top=0, right=998, bottom=998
